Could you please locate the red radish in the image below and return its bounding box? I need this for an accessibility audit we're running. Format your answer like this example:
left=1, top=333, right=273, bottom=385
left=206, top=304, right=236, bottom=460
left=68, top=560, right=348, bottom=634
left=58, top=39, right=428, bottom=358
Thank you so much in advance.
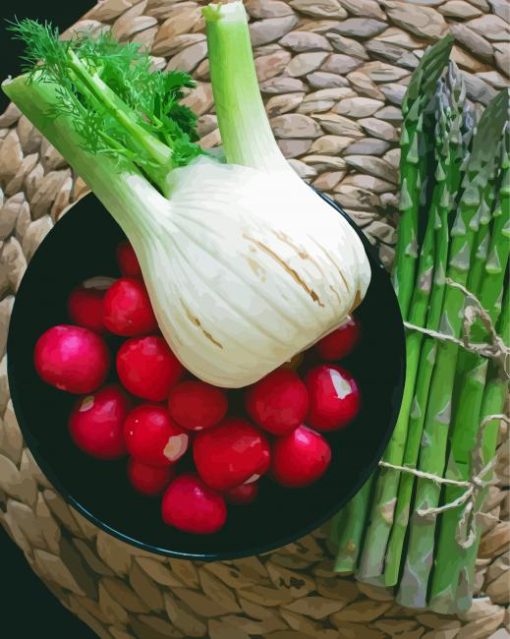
left=162, top=474, right=227, bottom=534
left=67, top=287, right=105, bottom=333
left=124, top=404, right=189, bottom=466
left=103, top=278, right=157, bottom=336
left=225, top=482, right=259, bottom=505
left=168, top=381, right=228, bottom=432
left=68, top=385, right=130, bottom=459
left=34, top=325, right=110, bottom=394
left=271, top=425, right=331, bottom=488
left=117, top=336, right=184, bottom=401
left=246, top=369, right=309, bottom=436
left=128, top=458, right=174, bottom=496
left=305, top=364, right=360, bottom=431
left=116, top=241, right=141, bottom=278
left=193, top=418, right=271, bottom=491
left=315, top=315, right=360, bottom=361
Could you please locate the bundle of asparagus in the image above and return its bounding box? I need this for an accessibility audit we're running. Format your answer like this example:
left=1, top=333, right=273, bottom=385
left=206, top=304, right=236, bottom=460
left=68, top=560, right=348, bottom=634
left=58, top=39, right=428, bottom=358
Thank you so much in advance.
left=331, top=36, right=509, bottom=613
left=330, top=37, right=455, bottom=576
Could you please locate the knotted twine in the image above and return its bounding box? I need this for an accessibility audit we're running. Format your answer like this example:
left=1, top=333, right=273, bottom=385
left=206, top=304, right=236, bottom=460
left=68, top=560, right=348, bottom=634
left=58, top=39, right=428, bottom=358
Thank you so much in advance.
left=404, top=279, right=510, bottom=370
left=378, top=279, right=509, bottom=548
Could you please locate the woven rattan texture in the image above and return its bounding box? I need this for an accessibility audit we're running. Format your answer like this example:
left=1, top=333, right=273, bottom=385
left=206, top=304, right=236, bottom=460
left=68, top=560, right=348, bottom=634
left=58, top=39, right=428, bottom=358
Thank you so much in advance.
left=0, top=1, right=509, bottom=638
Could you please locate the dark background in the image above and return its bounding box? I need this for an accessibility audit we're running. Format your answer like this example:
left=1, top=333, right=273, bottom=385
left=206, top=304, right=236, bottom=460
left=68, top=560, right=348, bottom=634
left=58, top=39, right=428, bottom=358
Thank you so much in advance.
left=0, top=0, right=91, bottom=107
left=1, top=3, right=97, bottom=637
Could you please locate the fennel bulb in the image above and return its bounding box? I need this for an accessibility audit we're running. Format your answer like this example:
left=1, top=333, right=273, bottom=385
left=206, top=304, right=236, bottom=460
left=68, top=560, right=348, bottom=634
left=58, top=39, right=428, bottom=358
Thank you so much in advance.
left=3, top=5, right=371, bottom=388
left=140, top=157, right=370, bottom=386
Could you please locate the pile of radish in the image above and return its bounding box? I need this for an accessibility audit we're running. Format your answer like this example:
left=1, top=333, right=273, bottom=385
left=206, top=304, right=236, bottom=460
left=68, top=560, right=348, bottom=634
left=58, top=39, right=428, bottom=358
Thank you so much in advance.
left=33, top=241, right=362, bottom=535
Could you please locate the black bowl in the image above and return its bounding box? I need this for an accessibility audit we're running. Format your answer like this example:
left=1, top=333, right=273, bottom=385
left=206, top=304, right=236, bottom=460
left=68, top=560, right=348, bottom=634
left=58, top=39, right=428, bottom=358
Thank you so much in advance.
left=7, top=192, right=405, bottom=560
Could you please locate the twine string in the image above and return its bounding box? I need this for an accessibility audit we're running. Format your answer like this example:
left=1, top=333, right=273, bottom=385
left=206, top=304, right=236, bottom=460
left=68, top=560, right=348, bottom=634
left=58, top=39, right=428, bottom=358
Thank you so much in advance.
left=404, top=279, right=510, bottom=372
left=380, top=279, right=509, bottom=548
left=379, top=413, right=509, bottom=547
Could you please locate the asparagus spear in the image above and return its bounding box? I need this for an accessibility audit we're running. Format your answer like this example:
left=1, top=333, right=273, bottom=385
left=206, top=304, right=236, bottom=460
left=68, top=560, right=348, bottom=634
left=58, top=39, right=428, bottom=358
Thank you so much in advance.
left=383, top=65, right=469, bottom=587
left=429, top=126, right=510, bottom=613
left=397, top=89, right=509, bottom=609
left=465, top=188, right=495, bottom=295
left=357, top=96, right=442, bottom=581
left=451, top=129, right=503, bottom=385
left=332, top=37, right=453, bottom=573
left=392, top=35, right=454, bottom=319
left=332, top=477, right=374, bottom=573
left=458, top=290, right=509, bottom=609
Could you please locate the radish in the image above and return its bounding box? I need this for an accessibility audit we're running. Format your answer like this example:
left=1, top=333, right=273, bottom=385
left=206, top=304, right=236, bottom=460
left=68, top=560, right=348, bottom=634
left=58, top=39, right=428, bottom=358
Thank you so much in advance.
left=271, top=425, right=331, bottom=488
left=162, top=474, right=227, bottom=534
left=168, top=380, right=228, bottom=432
left=128, top=458, right=174, bottom=496
left=68, top=385, right=130, bottom=459
left=305, top=364, right=360, bottom=431
left=315, top=315, right=361, bottom=361
left=116, top=241, right=141, bottom=278
left=34, top=324, right=110, bottom=394
left=67, top=277, right=115, bottom=333
left=193, top=418, right=271, bottom=491
left=124, top=404, right=189, bottom=466
left=103, top=278, right=157, bottom=336
left=225, top=482, right=259, bottom=505
left=116, top=336, right=184, bottom=401
left=245, top=368, right=308, bottom=436
left=67, top=287, right=105, bottom=333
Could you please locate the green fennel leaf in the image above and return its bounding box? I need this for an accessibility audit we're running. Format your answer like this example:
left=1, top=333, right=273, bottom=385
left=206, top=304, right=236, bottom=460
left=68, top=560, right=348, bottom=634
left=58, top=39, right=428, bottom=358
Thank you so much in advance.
left=9, top=19, right=202, bottom=177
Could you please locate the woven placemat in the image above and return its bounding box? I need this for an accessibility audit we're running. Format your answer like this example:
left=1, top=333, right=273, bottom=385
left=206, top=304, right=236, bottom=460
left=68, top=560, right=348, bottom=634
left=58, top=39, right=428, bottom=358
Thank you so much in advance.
left=0, top=1, right=509, bottom=638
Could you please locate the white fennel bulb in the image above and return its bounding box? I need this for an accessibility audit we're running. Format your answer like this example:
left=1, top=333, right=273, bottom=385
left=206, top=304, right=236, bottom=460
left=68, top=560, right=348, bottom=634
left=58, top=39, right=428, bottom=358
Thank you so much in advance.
left=3, top=6, right=371, bottom=388
left=131, top=157, right=370, bottom=386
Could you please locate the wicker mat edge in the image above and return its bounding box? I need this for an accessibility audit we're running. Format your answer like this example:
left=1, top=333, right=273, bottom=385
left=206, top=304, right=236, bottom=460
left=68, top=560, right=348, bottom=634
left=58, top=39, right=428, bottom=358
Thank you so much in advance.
left=0, top=1, right=509, bottom=638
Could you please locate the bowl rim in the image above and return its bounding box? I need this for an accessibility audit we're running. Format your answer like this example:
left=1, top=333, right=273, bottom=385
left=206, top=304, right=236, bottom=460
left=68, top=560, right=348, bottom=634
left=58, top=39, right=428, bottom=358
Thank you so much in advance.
left=7, top=190, right=406, bottom=561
